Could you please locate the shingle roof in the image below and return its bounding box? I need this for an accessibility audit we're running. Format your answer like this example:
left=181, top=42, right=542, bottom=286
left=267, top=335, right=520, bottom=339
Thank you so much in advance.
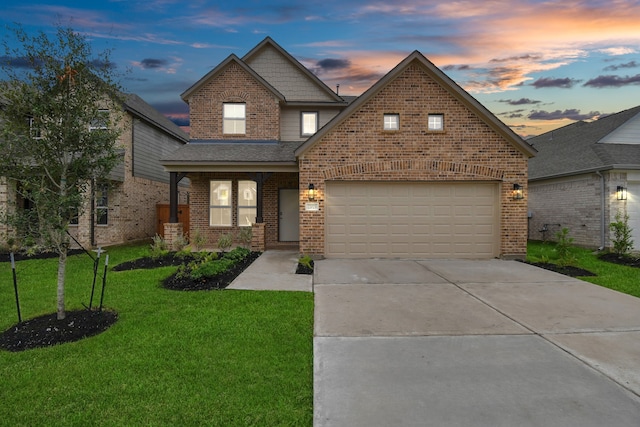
left=161, top=140, right=301, bottom=171
left=123, top=93, right=189, bottom=143
left=528, top=106, right=640, bottom=180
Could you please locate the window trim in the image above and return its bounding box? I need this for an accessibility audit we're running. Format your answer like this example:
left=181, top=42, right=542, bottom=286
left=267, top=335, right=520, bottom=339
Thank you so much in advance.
left=301, top=111, right=319, bottom=136
left=428, top=113, right=444, bottom=131
left=90, top=109, right=109, bottom=131
left=223, top=102, right=246, bottom=135
left=209, top=180, right=233, bottom=227
left=383, top=113, right=400, bottom=131
left=237, top=180, right=257, bottom=227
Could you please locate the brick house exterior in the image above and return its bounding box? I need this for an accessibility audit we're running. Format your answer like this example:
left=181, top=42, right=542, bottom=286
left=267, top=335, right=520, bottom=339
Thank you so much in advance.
left=162, top=38, right=534, bottom=259
left=1, top=93, right=189, bottom=249
left=528, top=106, right=640, bottom=249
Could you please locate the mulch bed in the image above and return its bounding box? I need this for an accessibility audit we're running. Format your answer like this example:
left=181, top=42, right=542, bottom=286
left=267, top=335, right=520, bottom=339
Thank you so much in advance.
left=162, top=251, right=262, bottom=291
left=1, top=250, right=261, bottom=352
left=295, top=260, right=314, bottom=275
left=598, top=252, right=640, bottom=268
left=525, top=261, right=596, bottom=277
left=0, top=309, right=118, bottom=352
left=0, top=248, right=86, bottom=263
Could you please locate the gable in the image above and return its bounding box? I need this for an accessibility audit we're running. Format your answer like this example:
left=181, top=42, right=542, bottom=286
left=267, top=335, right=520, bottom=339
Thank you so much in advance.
left=244, top=43, right=337, bottom=102
left=599, top=111, right=640, bottom=145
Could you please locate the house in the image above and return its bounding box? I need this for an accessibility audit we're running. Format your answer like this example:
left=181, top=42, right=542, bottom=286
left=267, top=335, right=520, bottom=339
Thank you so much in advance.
left=162, top=37, right=535, bottom=259
left=528, top=105, right=640, bottom=249
left=0, top=93, right=190, bottom=249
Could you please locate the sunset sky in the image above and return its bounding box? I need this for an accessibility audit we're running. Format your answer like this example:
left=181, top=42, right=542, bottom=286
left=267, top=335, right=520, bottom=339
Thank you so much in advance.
left=2, top=0, right=640, bottom=137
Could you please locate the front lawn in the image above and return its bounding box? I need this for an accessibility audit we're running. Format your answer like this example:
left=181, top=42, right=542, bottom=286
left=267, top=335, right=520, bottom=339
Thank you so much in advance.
left=527, top=240, right=640, bottom=298
left=0, top=243, right=313, bottom=426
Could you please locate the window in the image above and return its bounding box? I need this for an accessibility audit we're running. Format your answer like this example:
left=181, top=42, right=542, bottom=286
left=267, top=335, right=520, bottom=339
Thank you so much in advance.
left=383, top=114, right=399, bottom=131
left=223, top=103, right=246, bottom=134
left=238, top=180, right=257, bottom=227
left=301, top=112, right=318, bottom=136
left=27, top=116, right=42, bottom=139
left=210, top=180, right=232, bottom=226
left=428, top=114, right=444, bottom=131
left=90, top=109, right=109, bottom=131
left=96, top=183, right=109, bottom=225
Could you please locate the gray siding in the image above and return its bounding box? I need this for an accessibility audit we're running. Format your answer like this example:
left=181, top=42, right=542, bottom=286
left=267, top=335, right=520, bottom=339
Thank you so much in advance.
left=245, top=46, right=336, bottom=102
left=600, top=112, right=640, bottom=145
left=281, top=107, right=342, bottom=141
left=133, top=119, right=186, bottom=184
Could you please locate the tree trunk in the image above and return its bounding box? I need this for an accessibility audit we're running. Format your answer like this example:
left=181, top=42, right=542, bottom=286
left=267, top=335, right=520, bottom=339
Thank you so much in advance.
left=57, top=246, right=68, bottom=320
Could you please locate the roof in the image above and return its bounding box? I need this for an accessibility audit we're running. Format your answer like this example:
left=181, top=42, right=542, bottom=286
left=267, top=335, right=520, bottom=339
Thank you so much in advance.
left=123, top=93, right=189, bottom=143
left=161, top=140, right=301, bottom=172
left=528, top=105, right=640, bottom=180
left=295, top=51, right=536, bottom=158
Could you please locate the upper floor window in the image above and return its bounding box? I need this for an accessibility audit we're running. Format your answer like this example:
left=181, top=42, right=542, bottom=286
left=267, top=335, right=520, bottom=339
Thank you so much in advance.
left=27, top=116, right=42, bottom=139
left=96, top=182, right=109, bottom=225
left=90, top=109, right=109, bottom=131
left=223, top=103, right=246, bottom=135
left=383, top=114, right=399, bottom=131
left=428, top=114, right=444, bottom=131
left=301, top=111, right=318, bottom=136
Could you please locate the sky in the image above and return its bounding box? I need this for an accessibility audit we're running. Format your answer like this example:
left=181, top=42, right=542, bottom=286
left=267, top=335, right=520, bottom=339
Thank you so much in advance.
left=2, top=0, right=640, bottom=137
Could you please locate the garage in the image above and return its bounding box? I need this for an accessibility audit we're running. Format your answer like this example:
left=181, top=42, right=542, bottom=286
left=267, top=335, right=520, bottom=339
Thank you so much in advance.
left=325, top=181, right=499, bottom=259
left=628, top=181, right=640, bottom=247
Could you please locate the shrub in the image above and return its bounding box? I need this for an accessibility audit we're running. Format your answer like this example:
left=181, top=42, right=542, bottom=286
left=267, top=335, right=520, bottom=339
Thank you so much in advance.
left=299, top=255, right=313, bottom=270
left=150, top=234, right=168, bottom=260
left=190, top=228, right=207, bottom=251
left=610, top=210, right=634, bottom=256
left=238, top=227, right=253, bottom=248
left=172, top=234, right=189, bottom=252
left=217, top=233, right=233, bottom=253
left=555, top=227, right=576, bottom=267
left=223, top=246, right=250, bottom=262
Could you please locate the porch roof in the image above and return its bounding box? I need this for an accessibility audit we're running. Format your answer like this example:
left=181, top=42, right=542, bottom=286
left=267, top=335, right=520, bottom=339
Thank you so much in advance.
left=161, top=139, right=301, bottom=172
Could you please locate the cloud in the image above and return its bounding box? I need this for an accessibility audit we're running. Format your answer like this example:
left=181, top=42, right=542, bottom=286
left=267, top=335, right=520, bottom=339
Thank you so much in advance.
left=598, top=47, right=637, bottom=56
left=603, top=61, right=639, bottom=71
left=139, top=58, right=169, bottom=69
left=498, top=98, right=542, bottom=105
left=531, top=77, right=580, bottom=89
left=528, top=109, right=600, bottom=121
left=583, top=74, right=640, bottom=88
left=0, top=55, right=38, bottom=69
left=314, top=58, right=351, bottom=71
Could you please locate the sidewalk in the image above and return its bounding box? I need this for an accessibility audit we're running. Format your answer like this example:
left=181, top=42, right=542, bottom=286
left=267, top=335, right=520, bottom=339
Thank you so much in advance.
left=227, top=250, right=312, bottom=292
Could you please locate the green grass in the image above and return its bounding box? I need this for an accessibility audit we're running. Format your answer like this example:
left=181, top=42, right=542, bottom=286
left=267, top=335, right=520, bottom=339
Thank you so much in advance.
left=0, top=243, right=314, bottom=426
left=527, top=240, right=640, bottom=298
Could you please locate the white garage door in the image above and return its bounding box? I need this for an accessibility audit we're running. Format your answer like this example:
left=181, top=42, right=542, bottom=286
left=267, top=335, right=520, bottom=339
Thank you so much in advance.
left=325, top=181, right=499, bottom=259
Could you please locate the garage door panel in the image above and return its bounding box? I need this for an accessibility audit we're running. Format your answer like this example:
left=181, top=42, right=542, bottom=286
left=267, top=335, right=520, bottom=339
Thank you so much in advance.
left=325, top=181, right=499, bottom=259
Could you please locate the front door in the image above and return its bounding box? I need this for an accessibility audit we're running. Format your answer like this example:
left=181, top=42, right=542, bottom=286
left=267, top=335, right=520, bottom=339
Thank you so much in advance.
left=279, top=189, right=299, bottom=241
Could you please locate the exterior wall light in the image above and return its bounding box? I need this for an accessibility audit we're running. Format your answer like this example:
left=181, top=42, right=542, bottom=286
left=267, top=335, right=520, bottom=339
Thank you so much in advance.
left=308, top=183, right=316, bottom=201
left=513, top=183, right=524, bottom=200
left=617, top=185, right=627, bottom=200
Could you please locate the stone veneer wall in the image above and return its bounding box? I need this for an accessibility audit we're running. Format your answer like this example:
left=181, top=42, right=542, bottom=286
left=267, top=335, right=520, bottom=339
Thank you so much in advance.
left=298, top=62, right=530, bottom=258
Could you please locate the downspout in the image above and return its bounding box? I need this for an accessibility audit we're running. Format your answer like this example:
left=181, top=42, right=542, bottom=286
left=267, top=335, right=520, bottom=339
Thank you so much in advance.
left=595, top=171, right=605, bottom=250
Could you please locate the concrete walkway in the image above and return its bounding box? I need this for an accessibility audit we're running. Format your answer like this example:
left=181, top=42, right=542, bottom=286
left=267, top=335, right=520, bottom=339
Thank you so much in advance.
left=314, top=258, right=640, bottom=426
left=227, top=250, right=312, bottom=292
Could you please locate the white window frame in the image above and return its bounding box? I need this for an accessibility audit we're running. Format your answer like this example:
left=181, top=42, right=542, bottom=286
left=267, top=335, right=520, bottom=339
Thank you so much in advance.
left=383, top=114, right=400, bottom=131
left=27, top=116, right=42, bottom=139
left=96, top=182, right=109, bottom=225
left=90, top=109, right=109, bottom=131
left=210, top=180, right=232, bottom=227
left=428, top=114, right=444, bottom=131
left=223, top=103, right=246, bottom=135
left=301, top=111, right=318, bottom=136
left=237, top=180, right=257, bottom=227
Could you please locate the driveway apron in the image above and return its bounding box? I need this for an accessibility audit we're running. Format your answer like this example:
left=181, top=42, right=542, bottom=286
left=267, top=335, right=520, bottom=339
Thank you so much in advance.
left=313, top=258, right=640, bottom=427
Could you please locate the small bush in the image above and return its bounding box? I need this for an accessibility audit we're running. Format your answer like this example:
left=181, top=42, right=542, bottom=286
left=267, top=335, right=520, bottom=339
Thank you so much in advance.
left=299, top=255, right=313, bottom=270
left=191, top=228, right=207, bottom=251
left=150, top=234, right=168, bottom=260
left=238, top=227, right=252, bottom=248
left=190, top=258, right=234, bottom=280
left=610, top=210, right=634, bottom=256
left=172, top=234, right=189, bottom=252
left=223, top=246, right=250, bottom=262
left=217, top=233, right=233, bottom=253
left=555, top=227, right=576, bottom=267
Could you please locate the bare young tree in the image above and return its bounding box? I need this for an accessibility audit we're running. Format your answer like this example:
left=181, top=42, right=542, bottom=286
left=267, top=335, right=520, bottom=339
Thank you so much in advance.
left=0, top=25, right=123, bottom=319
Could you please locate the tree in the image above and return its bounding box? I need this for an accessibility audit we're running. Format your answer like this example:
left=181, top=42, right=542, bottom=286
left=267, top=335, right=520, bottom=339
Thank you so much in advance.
left=0, top=25, right=123, bottom=320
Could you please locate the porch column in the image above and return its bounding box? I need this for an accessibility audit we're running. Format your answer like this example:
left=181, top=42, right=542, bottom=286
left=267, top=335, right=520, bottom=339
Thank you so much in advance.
left=249, top=172, right=272, bottom=223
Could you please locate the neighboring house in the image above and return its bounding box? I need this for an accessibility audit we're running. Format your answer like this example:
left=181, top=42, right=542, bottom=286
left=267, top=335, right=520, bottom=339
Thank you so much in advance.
left=162, top=37, right=535, bottom=259
left=0, top=93, right=189, bottom=249
left=528, top=105, right=640, bottom=249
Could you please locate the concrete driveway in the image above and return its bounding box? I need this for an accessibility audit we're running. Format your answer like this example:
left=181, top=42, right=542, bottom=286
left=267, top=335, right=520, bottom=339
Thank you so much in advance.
left=313, top=258, right=640, bottom=426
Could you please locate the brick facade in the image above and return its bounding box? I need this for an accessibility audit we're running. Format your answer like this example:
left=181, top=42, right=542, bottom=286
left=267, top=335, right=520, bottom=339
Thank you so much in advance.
left=298, top=63, right=529, bottom=258
left=188, top=172, right=298, bottom=249
left=188, top=62, right=281, bottom=140
left=528, top=171, right=628, bottom=248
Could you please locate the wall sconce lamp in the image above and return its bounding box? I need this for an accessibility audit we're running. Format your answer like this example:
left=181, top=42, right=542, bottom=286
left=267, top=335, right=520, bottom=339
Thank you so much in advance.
left=617, top=185, right=627, bottom=200
left=308, top=184, right=316, bottom=201
left=513, top=183, right=524, bottom=200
